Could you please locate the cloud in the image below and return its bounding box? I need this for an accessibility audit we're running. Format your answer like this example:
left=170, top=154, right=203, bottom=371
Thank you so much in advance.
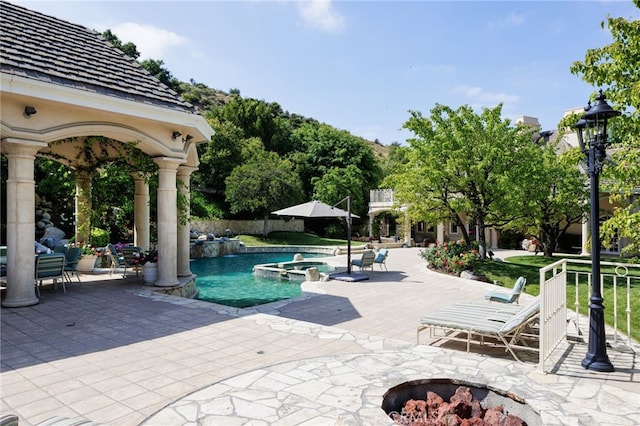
left=112, top=22, right=187, bottom=59
left=296, top=0, right=345, bottom=33
left=488, top=11, right=525, bottom=29
left=452, top=85, right=520, bottom=105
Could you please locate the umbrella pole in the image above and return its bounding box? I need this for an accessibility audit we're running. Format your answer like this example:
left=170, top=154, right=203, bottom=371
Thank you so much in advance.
left=347, top=195, right=352, bottom=274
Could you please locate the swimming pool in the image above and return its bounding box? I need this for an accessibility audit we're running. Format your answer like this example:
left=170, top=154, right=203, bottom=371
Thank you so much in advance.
left=191, top=252, right=329, bottom=308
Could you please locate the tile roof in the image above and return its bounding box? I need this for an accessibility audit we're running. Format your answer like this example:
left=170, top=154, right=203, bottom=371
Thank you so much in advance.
left=0, top=1, right=195, bottom=113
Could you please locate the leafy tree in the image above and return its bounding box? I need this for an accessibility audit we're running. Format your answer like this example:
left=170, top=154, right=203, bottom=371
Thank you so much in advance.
left=389, top=103, right=538, bottom=256
left=139, top=58, right=182, bottom=94
left=570, top=1, right=640, bottom=257
left=194, top=119, right=246, bottom=194
left=312, top=165, right=366, bottom=214
left=380, top=142, right=410, bottom=177
left=291, top=122, right=382, bottom=211
left=513, top=143, right=589, bottom=257
left=101, top=29, right=140, bottom=59
left=225, top=146, right=304, bottom=236
left=213, top=96, right=295, bottom=156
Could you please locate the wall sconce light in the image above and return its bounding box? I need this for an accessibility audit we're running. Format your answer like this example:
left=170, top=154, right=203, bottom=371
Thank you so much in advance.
left=172, top=131, right=182, bottom=140
left=183, top=135, right=193, bottom=143
left=24, top=106, right=37, bottom=118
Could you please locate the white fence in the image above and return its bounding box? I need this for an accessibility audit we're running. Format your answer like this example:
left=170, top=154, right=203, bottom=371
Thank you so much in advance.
left=538, top=259, right=567, bottom=373
left=538, top=258, right=639, bottom=373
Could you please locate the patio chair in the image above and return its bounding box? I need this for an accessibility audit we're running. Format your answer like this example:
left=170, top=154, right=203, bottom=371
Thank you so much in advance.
left=63, top=247, right=83, bottom=283
left=121, top=246, right=142, bottom=277
left=484, top=276, right=527, bottom=304
left=35, top=253, right=67, bottom=296
left=416, top=297, right=540, bottom=363
left=373, top=248, right=388, bottom=271
left=351, top=250, right=376, bottom=272
left=106, top=243, right=127, bottom=277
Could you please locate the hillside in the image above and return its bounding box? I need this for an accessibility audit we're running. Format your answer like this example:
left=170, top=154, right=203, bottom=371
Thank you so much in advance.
left=179, top=80, right=389, bottom=158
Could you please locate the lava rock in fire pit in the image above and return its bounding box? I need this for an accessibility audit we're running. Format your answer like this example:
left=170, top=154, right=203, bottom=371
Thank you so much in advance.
left=390, top=386, right=527, bottom=426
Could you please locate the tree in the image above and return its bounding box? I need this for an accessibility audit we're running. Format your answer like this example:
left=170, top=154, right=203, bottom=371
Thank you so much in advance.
left=390, top=103, right=539, bottom=256
left=139, top=59, right=182, bottom=94
left=291, top=122, right=382, bottom=213
left=312, top=165, right=366, bottom=214
left=214, top=96, right=295, bottom=156
left=101, top=29, right=140, bottom=59
left=570, top=1, right=640, bottom=257
left=225, top=145, right=304, bottom=236
left=513, top=143, right=589, bottom=257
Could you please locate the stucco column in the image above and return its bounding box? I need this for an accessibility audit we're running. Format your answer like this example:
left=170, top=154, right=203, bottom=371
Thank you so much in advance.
left=177, top=165, right=196, bottom=277
left=436, top=223, right=445, bottom=245
left=1, top=141, right=43, bottom=307
left=403, top=210, right=411, bottom=246
left=132, top=174, right=150, bottom=251
left=153, top=158, right=181, bottom=287
left=75, top=171, right=92, bottom=244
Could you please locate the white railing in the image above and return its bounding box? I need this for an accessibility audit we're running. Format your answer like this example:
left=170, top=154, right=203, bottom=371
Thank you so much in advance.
left=538, top=258, right=639, bottom=373
left=565, top=258, right=639, bottom=345
left=539, top=259, right=568, bottom=373
left=369, top=189, right=394, bottom=204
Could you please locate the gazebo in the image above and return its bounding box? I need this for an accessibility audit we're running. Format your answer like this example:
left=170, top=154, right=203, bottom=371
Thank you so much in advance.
left=1, top=1, right=215, bottom=307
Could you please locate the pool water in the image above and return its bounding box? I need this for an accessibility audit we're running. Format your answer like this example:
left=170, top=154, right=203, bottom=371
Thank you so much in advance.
left=191, top=252, right=328, bottom=308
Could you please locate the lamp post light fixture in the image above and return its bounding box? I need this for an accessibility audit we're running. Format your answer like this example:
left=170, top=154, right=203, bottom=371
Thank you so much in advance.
left=574, top=89, right=620, bottom=372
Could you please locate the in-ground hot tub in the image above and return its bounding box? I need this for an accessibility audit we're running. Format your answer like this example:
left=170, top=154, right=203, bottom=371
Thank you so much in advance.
left=382, top=378, right=542, bottom=425
left=253, top=260, right=334, bottom=281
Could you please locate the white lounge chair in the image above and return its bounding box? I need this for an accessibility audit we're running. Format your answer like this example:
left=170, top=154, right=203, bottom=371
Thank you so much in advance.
left=416, top=297, right=540, bottom=362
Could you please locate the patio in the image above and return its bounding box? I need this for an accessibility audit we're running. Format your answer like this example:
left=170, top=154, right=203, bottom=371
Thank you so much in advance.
left=1, top=248, right=638, bottom=425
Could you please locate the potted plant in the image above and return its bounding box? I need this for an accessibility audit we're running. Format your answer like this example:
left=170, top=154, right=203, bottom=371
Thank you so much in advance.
left=75, top=242, right=100, bottom=272
left=131, top=247, right=158, bottom=284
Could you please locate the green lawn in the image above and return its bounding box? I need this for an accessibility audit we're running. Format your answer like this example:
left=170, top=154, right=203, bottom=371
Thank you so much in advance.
left=238, top=231, right=349, bottom=247
left=475, top=255, right=640, bottom=342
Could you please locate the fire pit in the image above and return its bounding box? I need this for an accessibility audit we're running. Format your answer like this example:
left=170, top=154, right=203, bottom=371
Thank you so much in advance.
left=382, top=378, right=542, bottom=425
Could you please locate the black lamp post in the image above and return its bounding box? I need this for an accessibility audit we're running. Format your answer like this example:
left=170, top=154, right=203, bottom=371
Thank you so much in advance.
left=334, top=195, right=353, bottom=274
left=574, top=89, right=620, bottom=372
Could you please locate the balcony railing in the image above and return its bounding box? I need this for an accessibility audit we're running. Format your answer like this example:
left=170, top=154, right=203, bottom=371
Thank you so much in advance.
left=370, top=189, right=394, bottom=204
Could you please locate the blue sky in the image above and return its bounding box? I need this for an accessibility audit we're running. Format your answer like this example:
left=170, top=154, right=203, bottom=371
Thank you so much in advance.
left=15, top=1, right=639, bottom=145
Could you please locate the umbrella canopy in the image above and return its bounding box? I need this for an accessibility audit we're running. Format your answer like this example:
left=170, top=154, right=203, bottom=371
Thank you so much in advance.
left=272, top=200, right=359, bottom=219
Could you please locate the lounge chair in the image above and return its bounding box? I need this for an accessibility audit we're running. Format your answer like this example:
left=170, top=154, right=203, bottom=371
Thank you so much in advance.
left=351, top=251, right=376, bottom=272
left=121, top=247, right=142, bottom=276
left=416, top=297, right=540, bottom=362
left=35, top=253, right=67, bottom=295
left=484, top=276, right=526, bottom=304
left=373, top=248, right=388, bottom=271
left=63, top=247, right=83, bottom=283
left=106, top=243, right=127, bottom=277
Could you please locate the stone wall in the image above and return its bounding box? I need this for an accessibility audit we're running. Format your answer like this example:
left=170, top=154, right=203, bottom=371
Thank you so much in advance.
left=190, top=239, right=241, bottom=258
left=190, top=219, right=304, bottom=236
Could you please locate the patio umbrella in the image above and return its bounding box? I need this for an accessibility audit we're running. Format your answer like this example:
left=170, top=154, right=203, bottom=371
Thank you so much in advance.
left=272, top=198, right=359, bottom=274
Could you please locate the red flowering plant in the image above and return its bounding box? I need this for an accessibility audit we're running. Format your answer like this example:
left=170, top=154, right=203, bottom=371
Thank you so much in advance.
left=419, top=240, right=480, bottom=275
left=130, top=247, right=158, bottom=266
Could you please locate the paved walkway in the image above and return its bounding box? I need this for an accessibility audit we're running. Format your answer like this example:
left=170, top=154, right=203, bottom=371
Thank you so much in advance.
left=1, top=248, right=638, bottom=425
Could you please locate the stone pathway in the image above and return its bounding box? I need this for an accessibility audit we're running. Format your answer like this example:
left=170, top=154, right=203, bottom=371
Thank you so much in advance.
left=1, top=248, right=638, bottom=425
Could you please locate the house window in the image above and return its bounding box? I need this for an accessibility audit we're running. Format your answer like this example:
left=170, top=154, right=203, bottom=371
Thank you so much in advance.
left=417, top=221, right=425, bottom=232
left=450, top=223, right=459, bottom=234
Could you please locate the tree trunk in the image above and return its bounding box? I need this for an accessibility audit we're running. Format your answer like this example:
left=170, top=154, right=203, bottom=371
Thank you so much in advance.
left=540, top=224, right=560, bottom=257
left=477, top=216, right=487, bottom=259
left=262, top=214, right=269, bottom=237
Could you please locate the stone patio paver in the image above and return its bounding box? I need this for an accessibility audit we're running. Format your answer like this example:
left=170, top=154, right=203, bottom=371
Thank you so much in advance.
left=1, top=248, right=638, bottom=425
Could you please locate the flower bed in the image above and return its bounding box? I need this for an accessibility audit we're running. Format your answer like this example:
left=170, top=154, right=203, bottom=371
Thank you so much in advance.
left=420, top=240, right=480, bottom=276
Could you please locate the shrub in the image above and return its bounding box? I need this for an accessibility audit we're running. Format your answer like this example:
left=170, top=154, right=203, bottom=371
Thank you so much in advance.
left=420, top=240, right=480, bottom=275
left=90, top=227, right=109, bottom=248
